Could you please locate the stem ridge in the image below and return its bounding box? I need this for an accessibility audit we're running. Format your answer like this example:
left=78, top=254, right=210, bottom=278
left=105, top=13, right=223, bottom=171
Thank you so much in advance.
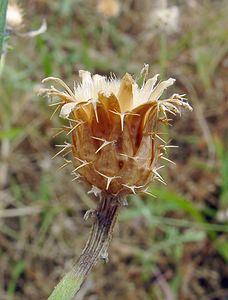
left=48, top=193, right=123, bottom=300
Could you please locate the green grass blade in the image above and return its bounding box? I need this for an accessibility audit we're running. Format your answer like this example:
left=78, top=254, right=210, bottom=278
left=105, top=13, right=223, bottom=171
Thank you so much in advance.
left=0, top=127, right=23, bottom=140
left=0, top=0, right=8, bottom=57
left=149, top=187, right=204, bottom=222
left=7, top=260, right=26, bottom=296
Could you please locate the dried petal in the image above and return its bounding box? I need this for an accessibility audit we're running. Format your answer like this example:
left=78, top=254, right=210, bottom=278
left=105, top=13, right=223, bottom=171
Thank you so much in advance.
left=60, top=103, right=78, bottom=119
left=117, top=73, right=133, bottom=112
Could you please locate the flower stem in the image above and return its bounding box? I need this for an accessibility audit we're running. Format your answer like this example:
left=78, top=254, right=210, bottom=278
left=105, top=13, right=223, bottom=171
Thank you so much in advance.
left=48, top=193, right=123, bottom=300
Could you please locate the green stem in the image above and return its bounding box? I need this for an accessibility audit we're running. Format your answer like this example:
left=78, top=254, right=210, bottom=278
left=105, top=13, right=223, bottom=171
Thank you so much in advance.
left=0, top=0, right=8, bottom=58
left=159, top=33, right=167, bottom=79
left=48, top=193, right=122, bottom=300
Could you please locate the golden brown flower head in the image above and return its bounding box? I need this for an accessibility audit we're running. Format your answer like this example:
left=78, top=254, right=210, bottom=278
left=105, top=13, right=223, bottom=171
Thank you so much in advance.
left=97, top=0, right=120, bottom=18
left=41, top=67, right=192, bottom=196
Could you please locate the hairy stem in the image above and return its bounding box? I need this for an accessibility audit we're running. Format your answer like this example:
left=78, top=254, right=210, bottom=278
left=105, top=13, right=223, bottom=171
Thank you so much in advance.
left=48, top=193, right=123, bottom=300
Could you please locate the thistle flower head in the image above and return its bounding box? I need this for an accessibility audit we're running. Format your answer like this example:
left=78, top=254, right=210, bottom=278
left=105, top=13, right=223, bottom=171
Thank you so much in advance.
left=41, top=66, right=192, bottom=196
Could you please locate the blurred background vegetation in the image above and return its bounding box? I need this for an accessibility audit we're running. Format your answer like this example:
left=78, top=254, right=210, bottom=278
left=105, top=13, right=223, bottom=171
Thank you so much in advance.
left=0, top=0, right=228, bottom=299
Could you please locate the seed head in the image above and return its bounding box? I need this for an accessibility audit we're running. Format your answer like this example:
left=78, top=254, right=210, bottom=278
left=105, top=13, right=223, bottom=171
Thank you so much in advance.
left=6, top=1, right=47, bottom=38
left=147, top=2, right=180, bottom=35
left=6, top=1, right=24, bottom=29
left=41, top=67, right=192, bottom=196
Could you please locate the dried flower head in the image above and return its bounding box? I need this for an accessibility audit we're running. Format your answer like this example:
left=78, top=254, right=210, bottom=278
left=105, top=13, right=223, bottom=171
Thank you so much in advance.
left=6, top=1, right=23, bottom=29
left=41, top=66, right=192, bottom=196
left=97, top=0, right=120, bottom=18
left=6, top=1, right=47, bottom=37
